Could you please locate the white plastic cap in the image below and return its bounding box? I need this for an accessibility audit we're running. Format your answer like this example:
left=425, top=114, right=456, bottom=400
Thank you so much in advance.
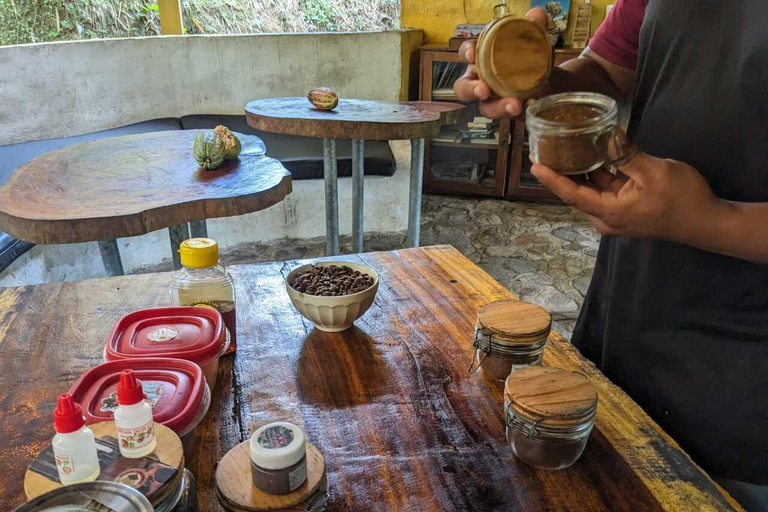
left=250, top=422, right=306, bottom=470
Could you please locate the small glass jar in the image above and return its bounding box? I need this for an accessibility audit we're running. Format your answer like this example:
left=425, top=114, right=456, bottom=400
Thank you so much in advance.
left=504, top=366, right=598, bottom=470
left=527, top=92, right=619, bottom=175
left=468, top=300, right=551, bottom=382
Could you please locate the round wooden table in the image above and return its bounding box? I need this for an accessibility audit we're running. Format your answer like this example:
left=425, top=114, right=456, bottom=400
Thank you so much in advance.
left=245, top=98, right=463, bottom=254
left=0, top=130, right=291, bottom=275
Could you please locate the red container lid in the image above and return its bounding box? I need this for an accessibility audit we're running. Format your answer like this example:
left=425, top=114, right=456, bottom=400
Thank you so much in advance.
left=105, top=307, right=225, bottom=364
left=67, top=358, right=206, bottom=434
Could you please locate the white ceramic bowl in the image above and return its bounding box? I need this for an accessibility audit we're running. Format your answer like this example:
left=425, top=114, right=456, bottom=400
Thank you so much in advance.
left=285, top=261, right=379, bottom=332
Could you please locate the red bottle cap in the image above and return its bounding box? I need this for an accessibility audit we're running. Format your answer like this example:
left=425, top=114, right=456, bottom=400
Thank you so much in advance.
left=53, top=394, right=86, bottom=434
left=117, top=369, right=145, bottom=406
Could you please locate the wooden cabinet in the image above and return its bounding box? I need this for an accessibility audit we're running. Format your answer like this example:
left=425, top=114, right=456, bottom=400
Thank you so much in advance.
left=419, top=45, right=581, bottom=202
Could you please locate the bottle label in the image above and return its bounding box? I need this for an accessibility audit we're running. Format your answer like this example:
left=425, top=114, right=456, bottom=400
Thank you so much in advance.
left=146, top=326, right=178, bottom=342
left=100, top=382, right=164, bottom=412
left=54, top=453, right=75, bottom=475
left=288, top=460, right=308, bottom=491
left=117, top=420, right=155, bottom=451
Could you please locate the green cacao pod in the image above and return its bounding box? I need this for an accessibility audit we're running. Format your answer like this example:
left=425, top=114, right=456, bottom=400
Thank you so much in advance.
left=213, top=125, right=242, bottom=160
left=308, top=87, right=339, bottom=111
left=193, top=131, right=227, bottom=170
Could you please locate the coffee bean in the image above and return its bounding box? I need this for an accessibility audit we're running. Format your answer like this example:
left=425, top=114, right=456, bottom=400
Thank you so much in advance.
left=290, top=264, right=375, bottom=297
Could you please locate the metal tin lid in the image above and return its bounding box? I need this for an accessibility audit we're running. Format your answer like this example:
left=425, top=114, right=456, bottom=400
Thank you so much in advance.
left=105, top=306, right=225, bottom=364
left=476, top=16, right=552, bottom=99
left=13, top=481, right=153, bottom=512
left=504, top=366, right=598, bottom=427
left=67, top=358, right=207, bottom=434
left=476, top=299, right=551, bottom=345
left=250, top=422, right=307, bottom=470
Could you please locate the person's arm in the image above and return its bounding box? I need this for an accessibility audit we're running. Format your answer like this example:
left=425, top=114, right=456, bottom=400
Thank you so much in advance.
left=453, top=9, right=636, bottom=118
left=531, top=141, right=768, bottom=264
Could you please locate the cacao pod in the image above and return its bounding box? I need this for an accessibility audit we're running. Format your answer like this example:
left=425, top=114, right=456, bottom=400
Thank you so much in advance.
left=308, top=87, right=339, bottom=111
left=213, top=125, right=242, bottom=160
left=193, top=131, right=227, bottom=170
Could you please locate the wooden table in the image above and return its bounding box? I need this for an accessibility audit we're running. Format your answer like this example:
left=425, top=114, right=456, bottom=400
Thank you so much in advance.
left=0, top=130, right=291, bottom=275
left=245, top=98, right=463, bottom=254
left=0, top=246, right=742, bottom=512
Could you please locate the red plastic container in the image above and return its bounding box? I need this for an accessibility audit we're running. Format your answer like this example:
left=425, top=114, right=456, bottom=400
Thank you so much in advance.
left=67, top=358, right=210, bottom=459
left=105, top=307, right=229, bottom=390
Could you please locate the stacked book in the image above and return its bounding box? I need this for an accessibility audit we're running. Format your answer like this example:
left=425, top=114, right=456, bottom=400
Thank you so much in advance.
left=466, top=117, right=499, bottom=146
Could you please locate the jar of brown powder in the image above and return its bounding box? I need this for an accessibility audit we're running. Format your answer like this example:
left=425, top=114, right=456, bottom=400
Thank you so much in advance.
left=527, top=92, right=619, bottom=175
left=468, top=300, right=551, bottom=382
left=504, top=366, right=598, bottom=470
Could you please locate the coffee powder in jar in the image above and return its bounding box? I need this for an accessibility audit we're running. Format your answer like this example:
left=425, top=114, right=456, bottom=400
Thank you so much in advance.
left=468, top=300, right=551, bottom=382
left=504, top=366, right=598, bottom=470
left=527, top=92, right=619, bottom=175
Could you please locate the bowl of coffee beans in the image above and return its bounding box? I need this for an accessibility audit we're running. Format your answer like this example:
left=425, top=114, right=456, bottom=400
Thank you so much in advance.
left=286, top=261, right=379, bottom=332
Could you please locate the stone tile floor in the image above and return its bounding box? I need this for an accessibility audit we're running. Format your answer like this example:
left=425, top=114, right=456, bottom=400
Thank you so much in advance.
left=139, top=195, right=600, bottom=340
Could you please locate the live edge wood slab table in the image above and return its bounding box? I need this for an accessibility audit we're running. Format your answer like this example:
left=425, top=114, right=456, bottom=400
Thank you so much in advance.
left=245, top=99, right=463, bottom=255
left=0, top=130, right=291, bottom=276
left=0, top=246, right=742, bottom=512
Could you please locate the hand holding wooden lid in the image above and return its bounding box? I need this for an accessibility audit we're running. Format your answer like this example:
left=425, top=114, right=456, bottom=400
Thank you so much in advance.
left=504, top=366, right=598, bottom=426
left=477, top=299, right=551, bottom=345
left=476, top=16, right=552, bottom=99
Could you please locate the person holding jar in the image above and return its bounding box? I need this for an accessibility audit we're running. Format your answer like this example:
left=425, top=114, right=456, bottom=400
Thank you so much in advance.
left=454, top=2, right=767, bottom=510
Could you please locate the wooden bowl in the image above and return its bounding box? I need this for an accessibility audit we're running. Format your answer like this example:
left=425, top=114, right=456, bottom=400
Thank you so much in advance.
left=285, top=261, right=379, bottom=332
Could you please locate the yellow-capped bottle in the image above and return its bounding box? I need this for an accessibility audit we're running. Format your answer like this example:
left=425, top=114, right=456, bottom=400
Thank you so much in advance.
left=170, top=238, right=237, bottom=353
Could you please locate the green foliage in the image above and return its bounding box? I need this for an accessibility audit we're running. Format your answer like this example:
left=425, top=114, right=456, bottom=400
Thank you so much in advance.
left=0, top=0, right=401, bottom=46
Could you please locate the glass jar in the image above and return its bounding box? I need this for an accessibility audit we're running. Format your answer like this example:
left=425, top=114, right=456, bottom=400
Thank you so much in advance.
left=468, top=300, right=551, bottom=382
left=527, top=92, right=619, bottom=175
left=504, top=366, right=598, bottom=470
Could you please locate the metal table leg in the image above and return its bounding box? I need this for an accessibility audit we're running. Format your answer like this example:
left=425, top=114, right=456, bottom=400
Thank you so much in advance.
left=406, top=138, right=425, bottom=248
left=169, top=223, right=190, bottom=270
left=98, top=240, right=124, bottom=277
left=189, top=220, right=208, bottom=238
left=351, top=139, right=365, bottom=253
left=323, top=138, right=340, bottom=255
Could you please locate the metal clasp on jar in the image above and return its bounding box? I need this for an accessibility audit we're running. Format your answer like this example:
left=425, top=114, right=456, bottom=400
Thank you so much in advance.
left=468, top=329, right=493, bottom=374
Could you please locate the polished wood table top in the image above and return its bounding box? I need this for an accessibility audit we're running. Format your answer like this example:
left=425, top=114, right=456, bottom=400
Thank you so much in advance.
left=245, top=98, right=464, bottom=140
left=0, top=130, right=291, bottom=244
left=0, top=246, right=742, bottom=511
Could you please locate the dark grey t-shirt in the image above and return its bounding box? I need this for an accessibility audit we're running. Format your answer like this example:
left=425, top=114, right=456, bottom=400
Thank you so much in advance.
left=573, top=0, right=768, bottom=484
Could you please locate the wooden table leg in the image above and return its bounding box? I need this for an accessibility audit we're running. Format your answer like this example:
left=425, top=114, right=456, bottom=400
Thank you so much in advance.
left=189, top=220, right=208, bottom=238
left=97, top=240, right=124, bottom=277
left=351, top=139, right=365, bottom=253
left=169, top=223, right=190, bottom=270
left=406, top=138, right=425, bottom=248
left=323, top=138, right=340, bottom=255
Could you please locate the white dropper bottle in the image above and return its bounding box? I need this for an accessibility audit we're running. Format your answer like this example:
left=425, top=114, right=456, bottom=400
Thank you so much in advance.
left=114, top=369, right=157, bottom=458
left=52, top=394, right=100, bottom=484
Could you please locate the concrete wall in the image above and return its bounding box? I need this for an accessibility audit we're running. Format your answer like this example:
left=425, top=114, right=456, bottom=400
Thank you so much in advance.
left=0, top=30, right=424, bottom=286
left=401, top=0, right=612, bottom=44
left=0, top=30, right=423, bottom=145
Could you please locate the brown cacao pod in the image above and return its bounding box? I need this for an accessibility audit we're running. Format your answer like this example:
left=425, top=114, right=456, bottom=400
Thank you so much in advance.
left=308, top=87, right=339, bottom=111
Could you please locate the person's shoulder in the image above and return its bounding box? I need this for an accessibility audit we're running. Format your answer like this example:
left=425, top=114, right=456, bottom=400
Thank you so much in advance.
left=589, top=0, right=647, bottom=70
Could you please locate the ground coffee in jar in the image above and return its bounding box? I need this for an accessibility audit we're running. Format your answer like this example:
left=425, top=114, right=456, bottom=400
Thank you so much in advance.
left=527, top=92, right=619, bottom=175
left=468, top=300, right=551, bottom=382
left=504, top=366, right=598, bottom=470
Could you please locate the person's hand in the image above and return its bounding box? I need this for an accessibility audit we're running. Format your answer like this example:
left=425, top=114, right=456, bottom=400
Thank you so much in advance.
left=453, top=7, right=548, bottom=119
left=530, top=131, right=721, bottom=243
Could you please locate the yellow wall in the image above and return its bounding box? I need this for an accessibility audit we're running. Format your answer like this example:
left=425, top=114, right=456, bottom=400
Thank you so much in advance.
left=401, top=0, right=613, bottom=45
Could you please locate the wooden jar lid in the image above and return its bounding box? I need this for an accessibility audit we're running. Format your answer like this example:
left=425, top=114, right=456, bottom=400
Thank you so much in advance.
left=25, top=421, right=184, bottom=505
left=216, top=440, right=326, bottom=512
left=477, top=299, right=551, bottom=345
left=476, top=16, right=552, bottom=99
left=504, top=366, right=598, bottom=426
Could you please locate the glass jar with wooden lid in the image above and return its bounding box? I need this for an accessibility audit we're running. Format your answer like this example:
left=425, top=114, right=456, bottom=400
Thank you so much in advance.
left=476, top=16, right=552, bottom=99
left=468, top=299, right=551, bottom=381
left=504, top=366, right=598, bottom=470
